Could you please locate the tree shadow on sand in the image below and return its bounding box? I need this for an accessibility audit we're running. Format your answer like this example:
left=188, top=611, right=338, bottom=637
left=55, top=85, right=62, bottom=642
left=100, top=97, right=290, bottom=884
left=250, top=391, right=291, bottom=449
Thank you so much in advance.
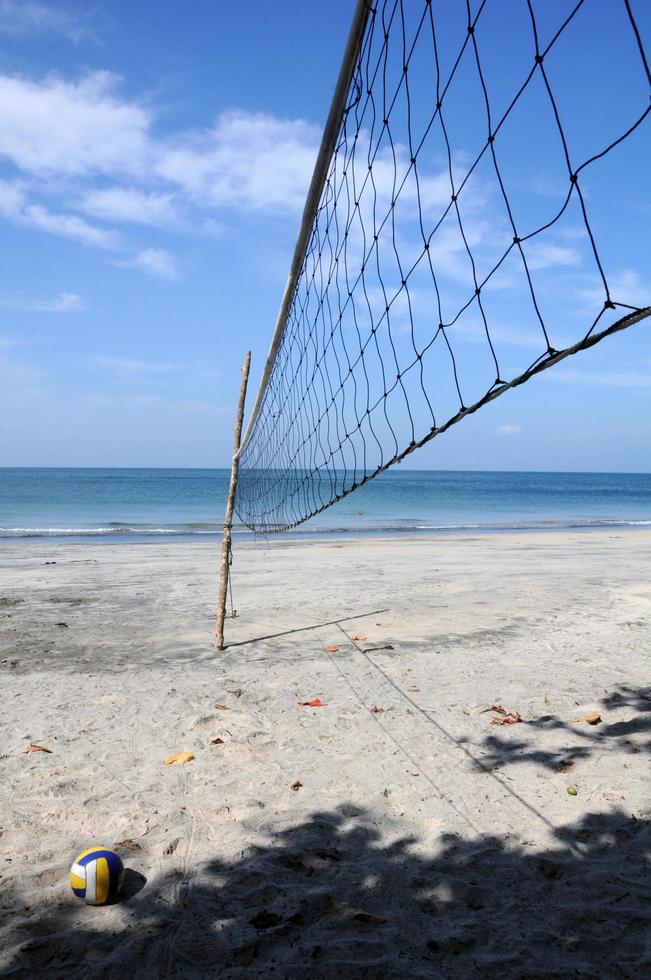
left=473, top=685, right=651, bottom=774
left=4, top=804, right=651, bottom=979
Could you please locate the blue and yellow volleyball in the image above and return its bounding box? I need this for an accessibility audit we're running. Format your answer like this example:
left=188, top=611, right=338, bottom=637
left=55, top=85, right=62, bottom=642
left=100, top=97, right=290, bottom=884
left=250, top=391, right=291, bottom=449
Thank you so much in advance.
left=69, top=847, right=124, bottom=905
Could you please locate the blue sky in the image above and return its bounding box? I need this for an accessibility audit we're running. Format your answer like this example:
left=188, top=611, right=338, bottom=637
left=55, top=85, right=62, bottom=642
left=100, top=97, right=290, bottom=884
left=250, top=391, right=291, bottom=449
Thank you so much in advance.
left=0, top=0, right=649, bottom=471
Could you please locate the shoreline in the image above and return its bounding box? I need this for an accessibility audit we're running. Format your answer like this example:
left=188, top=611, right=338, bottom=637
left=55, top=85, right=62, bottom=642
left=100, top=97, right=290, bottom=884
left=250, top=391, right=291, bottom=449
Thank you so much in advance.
left=2, top=519, right=651, bottom=545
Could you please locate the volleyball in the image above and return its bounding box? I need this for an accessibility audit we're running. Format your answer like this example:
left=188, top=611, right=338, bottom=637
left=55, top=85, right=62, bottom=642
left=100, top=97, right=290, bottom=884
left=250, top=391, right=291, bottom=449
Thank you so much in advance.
left=69, top=847, right=124, bottom=905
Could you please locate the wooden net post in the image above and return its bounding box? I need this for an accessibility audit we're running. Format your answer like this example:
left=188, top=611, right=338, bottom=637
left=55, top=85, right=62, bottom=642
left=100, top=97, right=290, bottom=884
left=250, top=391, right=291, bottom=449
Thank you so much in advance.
left=215, top=351, right=251, bottom=650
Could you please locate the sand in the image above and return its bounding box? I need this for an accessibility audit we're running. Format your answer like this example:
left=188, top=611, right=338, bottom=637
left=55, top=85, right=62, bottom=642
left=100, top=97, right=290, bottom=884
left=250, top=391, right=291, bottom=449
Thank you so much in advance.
left=1, top=530, right=650, bottom=978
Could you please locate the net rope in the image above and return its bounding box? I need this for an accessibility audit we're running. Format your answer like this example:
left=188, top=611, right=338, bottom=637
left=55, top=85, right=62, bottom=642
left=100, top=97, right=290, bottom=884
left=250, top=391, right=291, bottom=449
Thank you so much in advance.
left=236, top=0, right=650, bottom=533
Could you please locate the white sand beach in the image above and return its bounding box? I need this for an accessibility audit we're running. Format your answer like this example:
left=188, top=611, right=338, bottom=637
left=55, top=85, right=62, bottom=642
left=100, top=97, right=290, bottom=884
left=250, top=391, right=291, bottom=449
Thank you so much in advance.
left=1, top=530, right=650, bottom=977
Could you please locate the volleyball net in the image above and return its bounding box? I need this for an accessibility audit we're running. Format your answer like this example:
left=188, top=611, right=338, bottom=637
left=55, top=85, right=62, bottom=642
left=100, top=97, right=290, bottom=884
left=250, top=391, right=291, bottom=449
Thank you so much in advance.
left=235, top=0, right=650, bottom=533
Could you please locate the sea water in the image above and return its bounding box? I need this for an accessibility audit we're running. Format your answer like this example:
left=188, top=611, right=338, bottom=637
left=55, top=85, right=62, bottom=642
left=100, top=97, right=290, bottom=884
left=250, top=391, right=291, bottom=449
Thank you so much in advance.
left=1, top=468, right=650, bottom=542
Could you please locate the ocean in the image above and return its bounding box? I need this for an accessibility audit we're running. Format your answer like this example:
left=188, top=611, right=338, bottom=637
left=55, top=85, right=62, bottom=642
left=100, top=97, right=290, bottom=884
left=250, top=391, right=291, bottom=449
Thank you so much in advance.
left=0, top=468, right=650, bottom=542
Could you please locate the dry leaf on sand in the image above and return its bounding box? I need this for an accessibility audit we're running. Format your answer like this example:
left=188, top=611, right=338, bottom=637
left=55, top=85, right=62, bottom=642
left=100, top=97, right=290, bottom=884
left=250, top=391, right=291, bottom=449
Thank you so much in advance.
left=370, top=705, right=385, bottom=714
left=291, top=779, right=303, bottom=791
left=24, top=743, right=52, bottom=754
left=352, top=634, right=367, bottom=642
left=572, top=713, right=602, bottom=725
left=114, top=838, right=142, bottom=852
left=480, top=704, right=507, bottom=715
left=553, top=759, right=574, bottom=774
left=213, top=703, right=229, bottom=710
left=164, top=751, right=195, bottom=765
left=490, top=713, right=523, bottom=726
left=299, top=698, right=327, bottom=707
left=324, top=646, right=339, bottom=653
left=210, top=737, right=225, bottom=745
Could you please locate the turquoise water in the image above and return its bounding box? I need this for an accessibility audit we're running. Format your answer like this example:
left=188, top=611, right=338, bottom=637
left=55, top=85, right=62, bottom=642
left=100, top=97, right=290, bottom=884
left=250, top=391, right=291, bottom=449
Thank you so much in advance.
left=0, top=468, right=650, bottom=542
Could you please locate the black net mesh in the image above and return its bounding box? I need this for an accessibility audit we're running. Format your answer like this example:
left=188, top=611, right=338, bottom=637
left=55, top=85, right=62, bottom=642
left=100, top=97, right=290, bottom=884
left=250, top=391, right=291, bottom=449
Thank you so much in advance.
left=236, top=0, right=650, bottom=533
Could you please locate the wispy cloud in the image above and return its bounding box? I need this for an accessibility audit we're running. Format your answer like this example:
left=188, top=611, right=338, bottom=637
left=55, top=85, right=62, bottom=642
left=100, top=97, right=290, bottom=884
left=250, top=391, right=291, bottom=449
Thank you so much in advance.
left=0, top=73, right=318, bottom=215
left=76, top=187, right=178, bottom=227
left=524, top=242, right=582, bottom=270
left=0, top=71, right=150, bottom=177
left=92, top=356, right=183, bottom=374
left=0, top=0, right=93, bottom=43
left=0, top=179, right=119, bottom=249
left=117, top=248, right=179, bottom=280
left=23, top=203, right=120, bottom=249
left=0, top=72, right=323, bottom=275
left=91, top=356, right=221, bottom=381
left=495, top=423, right=522, bottom=435
left=157, top=110, right=319, bottom=213
left=576, top=268, right=650, bottom=312
left=0, top=291, right=84, bottom=312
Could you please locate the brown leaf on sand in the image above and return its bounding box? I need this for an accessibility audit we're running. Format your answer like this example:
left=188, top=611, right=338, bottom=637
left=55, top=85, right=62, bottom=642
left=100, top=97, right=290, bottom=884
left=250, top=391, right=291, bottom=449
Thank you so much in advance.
left=572, top=713, right=602, bottom=725
left=24, top=742, right=52, bottom=754
left=291, top=779, right=303, bottom=791
left=553, top=759, right=574, bottom=774
left=370, top=705, right=385, bottom=714
left=544, top=695, right=550, bottom=705
left=324, top=646, right=339, bottom=654
left=490, top=713, right=523, bottom=726
left=164, top=751, right=195, bottom=765
left=213, top=703, right=229, bottom=710
left=210, top=737, right=225, bottom=745
left=114, top=838, right=142, bottom=852
left=480, top=704, right=508, bottom=715
left=299, top=698, right=327, bottom=707
left=351, top=634, right=367, bottom=642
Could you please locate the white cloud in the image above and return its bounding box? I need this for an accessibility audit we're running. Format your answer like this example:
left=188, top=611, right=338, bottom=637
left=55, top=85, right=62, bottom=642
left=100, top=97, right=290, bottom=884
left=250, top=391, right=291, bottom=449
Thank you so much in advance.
left=157, top=110, right=319, bottom=213
left=76, top=187, right=178, bottom=226
left=0, top=73, right=318, bottom=214
left=0, top=71, right=151, bottom=177
left=119, top=248, right=179, bottom=280
left=576, top=269, right=650, bottom=312
left=450, top=318, right=544, bottom=350
left=93, top=356, right=181, bottom=374
left=23, top=203, right=120, bottom=249
left=524, top=242, right=582, bottom=270
left=0, top=178, right=26, bottom=216
left=496, top=424, right=522, bottom=435
left=90, top=356, right=222, bottom=386
left=0, top=291, right=84, bottom=312
left=0, top=0, right=90, bottom=42
left=0, top=179, right=120, bottom=249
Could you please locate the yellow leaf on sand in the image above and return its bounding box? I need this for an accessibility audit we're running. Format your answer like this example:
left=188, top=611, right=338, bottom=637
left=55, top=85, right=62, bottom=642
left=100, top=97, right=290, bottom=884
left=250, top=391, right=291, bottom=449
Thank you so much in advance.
left=25, top=742, right=52, bottom=754
left=352, top=635, right=367, bottom=642
left=572, top=714, right=602, bottom=725
left=164, top=751, right=195, bottom=765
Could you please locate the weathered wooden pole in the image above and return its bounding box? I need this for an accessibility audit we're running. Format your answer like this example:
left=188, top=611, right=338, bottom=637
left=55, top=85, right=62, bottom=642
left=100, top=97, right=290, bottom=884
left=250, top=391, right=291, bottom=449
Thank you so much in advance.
left=215, top=351, right=251, bottom=650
